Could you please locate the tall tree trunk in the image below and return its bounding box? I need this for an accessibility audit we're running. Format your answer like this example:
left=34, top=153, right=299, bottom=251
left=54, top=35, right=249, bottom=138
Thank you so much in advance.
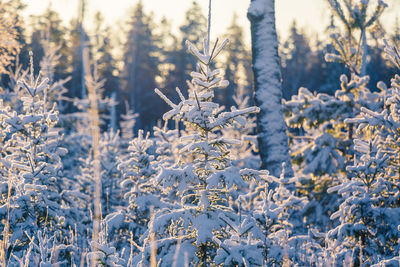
left=247, top=0, right=293, bottom=178
left=360, top=30, right=368, bottom=76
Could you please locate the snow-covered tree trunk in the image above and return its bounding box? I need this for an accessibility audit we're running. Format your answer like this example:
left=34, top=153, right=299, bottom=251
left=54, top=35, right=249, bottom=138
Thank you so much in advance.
left=247, top=0, right=293, bottom=178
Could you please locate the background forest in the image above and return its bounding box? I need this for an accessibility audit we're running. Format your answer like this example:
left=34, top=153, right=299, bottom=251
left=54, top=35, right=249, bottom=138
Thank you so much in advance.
left=1, top=0, right=400, bottom=266
left=5, top=0, right=400, bottom=131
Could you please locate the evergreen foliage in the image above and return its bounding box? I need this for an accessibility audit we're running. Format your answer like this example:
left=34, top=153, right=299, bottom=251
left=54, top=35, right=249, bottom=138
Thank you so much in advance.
left=1, top=0, right=400, bottom=266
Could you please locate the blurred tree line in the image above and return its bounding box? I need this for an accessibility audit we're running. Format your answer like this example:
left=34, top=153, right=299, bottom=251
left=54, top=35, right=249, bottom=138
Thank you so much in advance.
left=3, top=0, right=400, bottom=132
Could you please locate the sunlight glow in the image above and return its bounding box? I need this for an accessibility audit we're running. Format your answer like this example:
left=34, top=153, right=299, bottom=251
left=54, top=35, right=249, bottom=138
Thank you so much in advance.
left=21, top=0, right=400, bottom=44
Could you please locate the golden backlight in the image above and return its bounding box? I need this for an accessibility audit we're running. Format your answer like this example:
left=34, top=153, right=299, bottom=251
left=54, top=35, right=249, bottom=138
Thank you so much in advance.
left=23, top=0, right=399, bottom=43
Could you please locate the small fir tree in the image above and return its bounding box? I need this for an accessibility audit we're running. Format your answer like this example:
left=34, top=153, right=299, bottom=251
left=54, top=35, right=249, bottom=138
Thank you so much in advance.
left=134, top=36, right=267, bottom=266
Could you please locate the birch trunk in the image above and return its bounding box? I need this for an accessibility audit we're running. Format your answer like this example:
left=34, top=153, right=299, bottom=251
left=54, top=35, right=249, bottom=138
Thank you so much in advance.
left=247, top=0, right=293, bottom=178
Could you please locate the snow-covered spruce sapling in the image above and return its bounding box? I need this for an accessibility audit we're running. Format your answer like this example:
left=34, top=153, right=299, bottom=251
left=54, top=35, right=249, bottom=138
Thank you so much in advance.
left=251, top=170, right=307, bottom=265
left=0, top=55, right=80, bottom=263
left=285, top=0, right=387, bottom=178
left=104, top=129, right=170, bottom=257
left=213, top=213, right=264, bottom=266
left=283, top=2, right=387, bottom=235
left=117, top=130, right=158, bottom=232
left=134, top=38, right=267, bottom=266
left=284, top=74, right=381, bottom=177
left=326, top=40, right=400, bottom=265
left=75, top=130, right=123, bottom=219
left=326, top=137, right=397, bottom=265
left=119, top=102, right=138, bottom=147
left=221, top=85, right=259, bottom=169
left=153, top=123, right=180, bottom=168
left=87, top=219, right=124, bottom=267
left=283, top=83, right=364, bottom=232
left=100, top=130, right=124, bottom=214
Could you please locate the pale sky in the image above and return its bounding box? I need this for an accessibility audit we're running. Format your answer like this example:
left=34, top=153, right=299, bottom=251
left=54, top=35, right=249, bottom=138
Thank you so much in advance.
left=22, top=0, right=400, bottom=44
